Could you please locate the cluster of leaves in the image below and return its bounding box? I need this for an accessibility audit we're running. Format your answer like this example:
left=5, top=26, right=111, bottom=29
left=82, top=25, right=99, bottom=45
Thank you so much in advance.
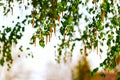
left=72, top=56, right=91, bottom=80
left=0, top=0, right=120, bottom=71
left=0, top=23, right=24, bottom=69
left=0, top=0, right=31, bottom=68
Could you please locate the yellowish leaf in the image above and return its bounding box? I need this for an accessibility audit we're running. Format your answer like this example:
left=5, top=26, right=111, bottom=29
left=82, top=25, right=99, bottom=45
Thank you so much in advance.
left=54, top=27, right=56, bottom=35
left=101, top=9, right=104, bottom=23
left=84, top=46, right=87, bottom=56
left=31, top=18, right=34, bottom=28
left=49, top=34, right=51, bottom=42
left=96, top=45, right=98, bottom=54
left=50, top=26, right=52, bottom=38
left=92, top=0, right=96, bottom=4
left=46, top=35, right=48, bottom=44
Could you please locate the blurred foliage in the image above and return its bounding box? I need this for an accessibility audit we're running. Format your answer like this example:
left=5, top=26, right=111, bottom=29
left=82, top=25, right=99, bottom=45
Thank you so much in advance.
left=0, top=0, right=120, bottom=71
left=72, top=56, right=91, bottom=80
left=72, top=56, right=119, bottom=80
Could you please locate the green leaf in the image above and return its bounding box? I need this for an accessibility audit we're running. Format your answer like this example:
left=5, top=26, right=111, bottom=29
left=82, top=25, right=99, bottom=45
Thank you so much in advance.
left=39, top=40, right=45, bottom=48
left=100, top=63, right=103, bottom=67
left=117, top=77, right=120, bottom=80
left=98, top=25, right=104, bottom=31
left=93, top=68, right=99, bottom=72
left=0, top=2, right=4, bottom=6
left=100, top=73, right=106, bottom=78
left=91, top=68, right=99, bottom=77
left=74, top=38, right=81, bottom=41
left=6, top=27, right=11, bottom=33
left=107, top=39, right=111, bottom=46
left=118, top=72, right=120, bottom=76
left=108, top=34, right=114, bottom=40
left=60, top=27, right=64, bottom=35
left=0, top=58, right=4, bottom=66
left=94, top=40, right=98, bottom=48
left=71, top=43, right=75, bottom=52
left=19, top=46, right=23, bottom=52
left=80, top=49, right=83, bottom=54
left=18, top=55, right=21, bottom=58
left=22, top=27, right=25, bottom=32
left=100, top=48, right=103, bottom=53
left=26, top=47, right=30, bottom=50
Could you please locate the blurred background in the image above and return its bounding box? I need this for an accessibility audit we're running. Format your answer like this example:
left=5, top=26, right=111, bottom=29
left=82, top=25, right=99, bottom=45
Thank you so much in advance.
left=0, top=0, right=108, bottom=80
